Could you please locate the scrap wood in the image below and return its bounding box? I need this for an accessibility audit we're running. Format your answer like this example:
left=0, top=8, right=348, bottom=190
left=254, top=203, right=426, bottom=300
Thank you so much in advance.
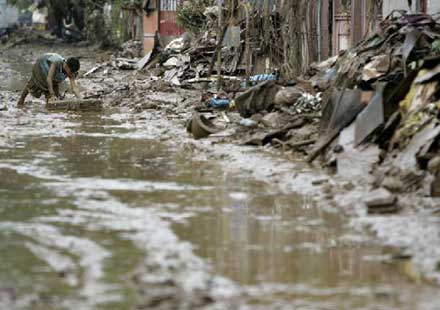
left=306, top=130, right=340, bottom=163
left=362, top=54, right=390, bottom=81
left=415, top=63, right=440, bottom=84
left=46, top=99, right=103, bottom=112
left=393, top=120, right=440, bottom=172
left=137, top=51, right=153, bottom=70
left=84, top=64, right=104, bottom=77
left=311, top=12, right=440, bottom=93
left=289, top=139, right=317, bottom=148
left=186, top=76, right=241, bottom=83
left=272, top=138, right=289, bottom=152
left=208, top=25, right=228, bottom=77
left=402, top=30, right=422, bottom=76
left=375, top=111, right=401, bottom=148
left=84, top=85, right=129, bottom=99
left=320, top=88, right=364, bottom=141
left=354, top=85, right=385, bottom=146
left=220, top=111, right=230, bottom=123
left=273, top=138, right=316, bottom=152
left=243, top=118, right=307, bottom=146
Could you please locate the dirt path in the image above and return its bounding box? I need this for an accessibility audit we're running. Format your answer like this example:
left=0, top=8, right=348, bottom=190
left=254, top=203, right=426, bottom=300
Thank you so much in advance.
left=0, top=44, right=439, bottom=309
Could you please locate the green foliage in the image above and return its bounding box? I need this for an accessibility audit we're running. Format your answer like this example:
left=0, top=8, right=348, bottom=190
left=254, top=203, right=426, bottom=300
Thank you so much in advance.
left=176, top=0, right=213, bottom=36
left=432, top=39, right=440, bottom=53
left=7, top=0, right=33, bottom=10
left=85, top=0, right=126, bottom=48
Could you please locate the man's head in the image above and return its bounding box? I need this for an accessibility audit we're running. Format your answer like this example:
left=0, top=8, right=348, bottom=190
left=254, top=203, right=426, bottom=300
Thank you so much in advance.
left=66, top=57, right=80, bottom=74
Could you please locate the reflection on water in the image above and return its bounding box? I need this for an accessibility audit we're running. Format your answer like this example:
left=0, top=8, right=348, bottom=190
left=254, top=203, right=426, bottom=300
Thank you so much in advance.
left=0, top=112, right=438, bottom=309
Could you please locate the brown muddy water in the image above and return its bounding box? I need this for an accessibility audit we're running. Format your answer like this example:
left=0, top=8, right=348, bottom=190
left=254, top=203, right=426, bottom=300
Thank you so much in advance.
left=0, top=46, right=439, bottom=309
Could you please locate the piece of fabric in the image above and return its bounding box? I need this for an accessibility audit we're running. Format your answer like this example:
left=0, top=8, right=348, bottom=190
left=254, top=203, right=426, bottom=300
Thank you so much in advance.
left=39, top=53, right=67, bottom=82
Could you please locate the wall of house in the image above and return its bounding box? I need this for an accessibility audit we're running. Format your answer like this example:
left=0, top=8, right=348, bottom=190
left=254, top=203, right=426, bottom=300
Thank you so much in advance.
left=383, top=0, right=416, bottom=16
left=427, top=0, right=440, bottom=14
left=143, top=0, right=184, bottom=54
left=143, top=10, right=158, bottom=53
left=0, top=0, right=18, bottom=29
left=383, top=0, right=440, bottom=16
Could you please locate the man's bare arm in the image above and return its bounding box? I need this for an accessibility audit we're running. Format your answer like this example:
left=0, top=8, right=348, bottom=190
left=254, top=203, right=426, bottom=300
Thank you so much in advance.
left=69, top=77, right=81, bottom=98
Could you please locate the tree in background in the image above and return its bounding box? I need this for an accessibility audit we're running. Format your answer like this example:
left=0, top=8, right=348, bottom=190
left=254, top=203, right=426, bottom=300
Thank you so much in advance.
left=176, top=0, right=214, bottom=37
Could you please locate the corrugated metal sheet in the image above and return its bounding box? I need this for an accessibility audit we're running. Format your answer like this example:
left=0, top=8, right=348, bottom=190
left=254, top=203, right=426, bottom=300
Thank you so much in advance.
left=160, top=0, right=178, bottom=11
left=428, top=0, right=440, bottom=13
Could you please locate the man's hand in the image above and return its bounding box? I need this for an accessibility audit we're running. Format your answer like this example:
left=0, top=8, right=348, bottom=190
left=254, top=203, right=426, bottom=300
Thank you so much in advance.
left=74, top=87, right=82, bottom=99
left=47, top=94, right=56, bottom=105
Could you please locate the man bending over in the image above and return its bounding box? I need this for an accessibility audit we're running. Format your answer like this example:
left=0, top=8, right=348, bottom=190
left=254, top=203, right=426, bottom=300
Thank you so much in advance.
left=18, top=53, right=81, bottom=106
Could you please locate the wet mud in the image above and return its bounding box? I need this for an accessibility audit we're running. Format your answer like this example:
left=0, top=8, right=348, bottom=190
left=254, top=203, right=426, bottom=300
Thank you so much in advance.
left=0, top=44, right=439, bottom=309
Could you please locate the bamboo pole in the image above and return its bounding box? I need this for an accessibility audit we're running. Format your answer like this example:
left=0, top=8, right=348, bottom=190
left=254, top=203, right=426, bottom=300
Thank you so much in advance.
left=217, top=0, right=223, bottom=91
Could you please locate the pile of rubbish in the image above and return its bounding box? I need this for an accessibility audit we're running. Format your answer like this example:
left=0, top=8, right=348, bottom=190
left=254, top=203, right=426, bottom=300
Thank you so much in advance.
left=144, top=32, right=244, bottom=89
left=116, top=40, right=144, bottom=59
left=107, top=25, right=324, bottom=154
left=111, top=32, right=211, bottom=81
left=108, top=10, right=440, bottom=199
left=305, top=11, right=440, bottom=199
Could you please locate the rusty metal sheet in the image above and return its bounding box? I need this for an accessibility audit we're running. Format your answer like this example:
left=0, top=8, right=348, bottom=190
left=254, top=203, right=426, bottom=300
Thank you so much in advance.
left=323, top=88, right=364, bottom=136
left=309, top=88, right=364, bottom=162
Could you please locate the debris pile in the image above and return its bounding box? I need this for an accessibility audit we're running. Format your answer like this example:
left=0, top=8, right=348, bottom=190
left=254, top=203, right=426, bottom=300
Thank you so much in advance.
left=119, top=31, right=322, bottom=151
left=116, top=40, right=144, bottom=58
left=304, top=12, right=440, bottom=199
left=152, top=32, right=246, bottom=89
left=103, top=9, right=440, bottom=200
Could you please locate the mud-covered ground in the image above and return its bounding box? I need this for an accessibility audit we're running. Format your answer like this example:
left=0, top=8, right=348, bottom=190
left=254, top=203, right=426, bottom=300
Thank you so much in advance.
left=0, top=43, right=440, bottom=309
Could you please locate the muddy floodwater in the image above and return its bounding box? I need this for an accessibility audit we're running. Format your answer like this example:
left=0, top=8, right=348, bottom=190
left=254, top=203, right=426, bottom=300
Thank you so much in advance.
left=1, top=46, right=440, bottom=309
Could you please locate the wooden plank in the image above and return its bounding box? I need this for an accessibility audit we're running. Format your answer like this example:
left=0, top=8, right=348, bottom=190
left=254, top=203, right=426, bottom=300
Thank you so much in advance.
left=137, top=51, right=153, bottom=70
left=321, top=0, right=330, bottom=59
left=351, top=0, right=364, bottom=46
left=46, top=99, right=103, bottom=112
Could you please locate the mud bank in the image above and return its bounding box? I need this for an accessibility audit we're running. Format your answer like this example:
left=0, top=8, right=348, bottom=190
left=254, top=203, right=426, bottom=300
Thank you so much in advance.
left=1, top=43, right=440, bottom=309
left=188, top=132, right=440, bottom=283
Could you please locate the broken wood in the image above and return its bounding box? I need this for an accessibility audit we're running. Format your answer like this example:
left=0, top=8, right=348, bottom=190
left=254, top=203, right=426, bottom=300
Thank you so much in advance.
left=273, top=138, right=316, bottom=152
left=306, top=130, right=339, bottom=163
left=84, top=85, right=129, bottom=99
left=243, top=118, right=307, bottom=146
left=137, top=51, right=153, bottom=70
left=46, top=99, right=103, bottom=112
left=288, top=139, right=317, bottom=148
left=207, top=25, right=228, bottom=77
